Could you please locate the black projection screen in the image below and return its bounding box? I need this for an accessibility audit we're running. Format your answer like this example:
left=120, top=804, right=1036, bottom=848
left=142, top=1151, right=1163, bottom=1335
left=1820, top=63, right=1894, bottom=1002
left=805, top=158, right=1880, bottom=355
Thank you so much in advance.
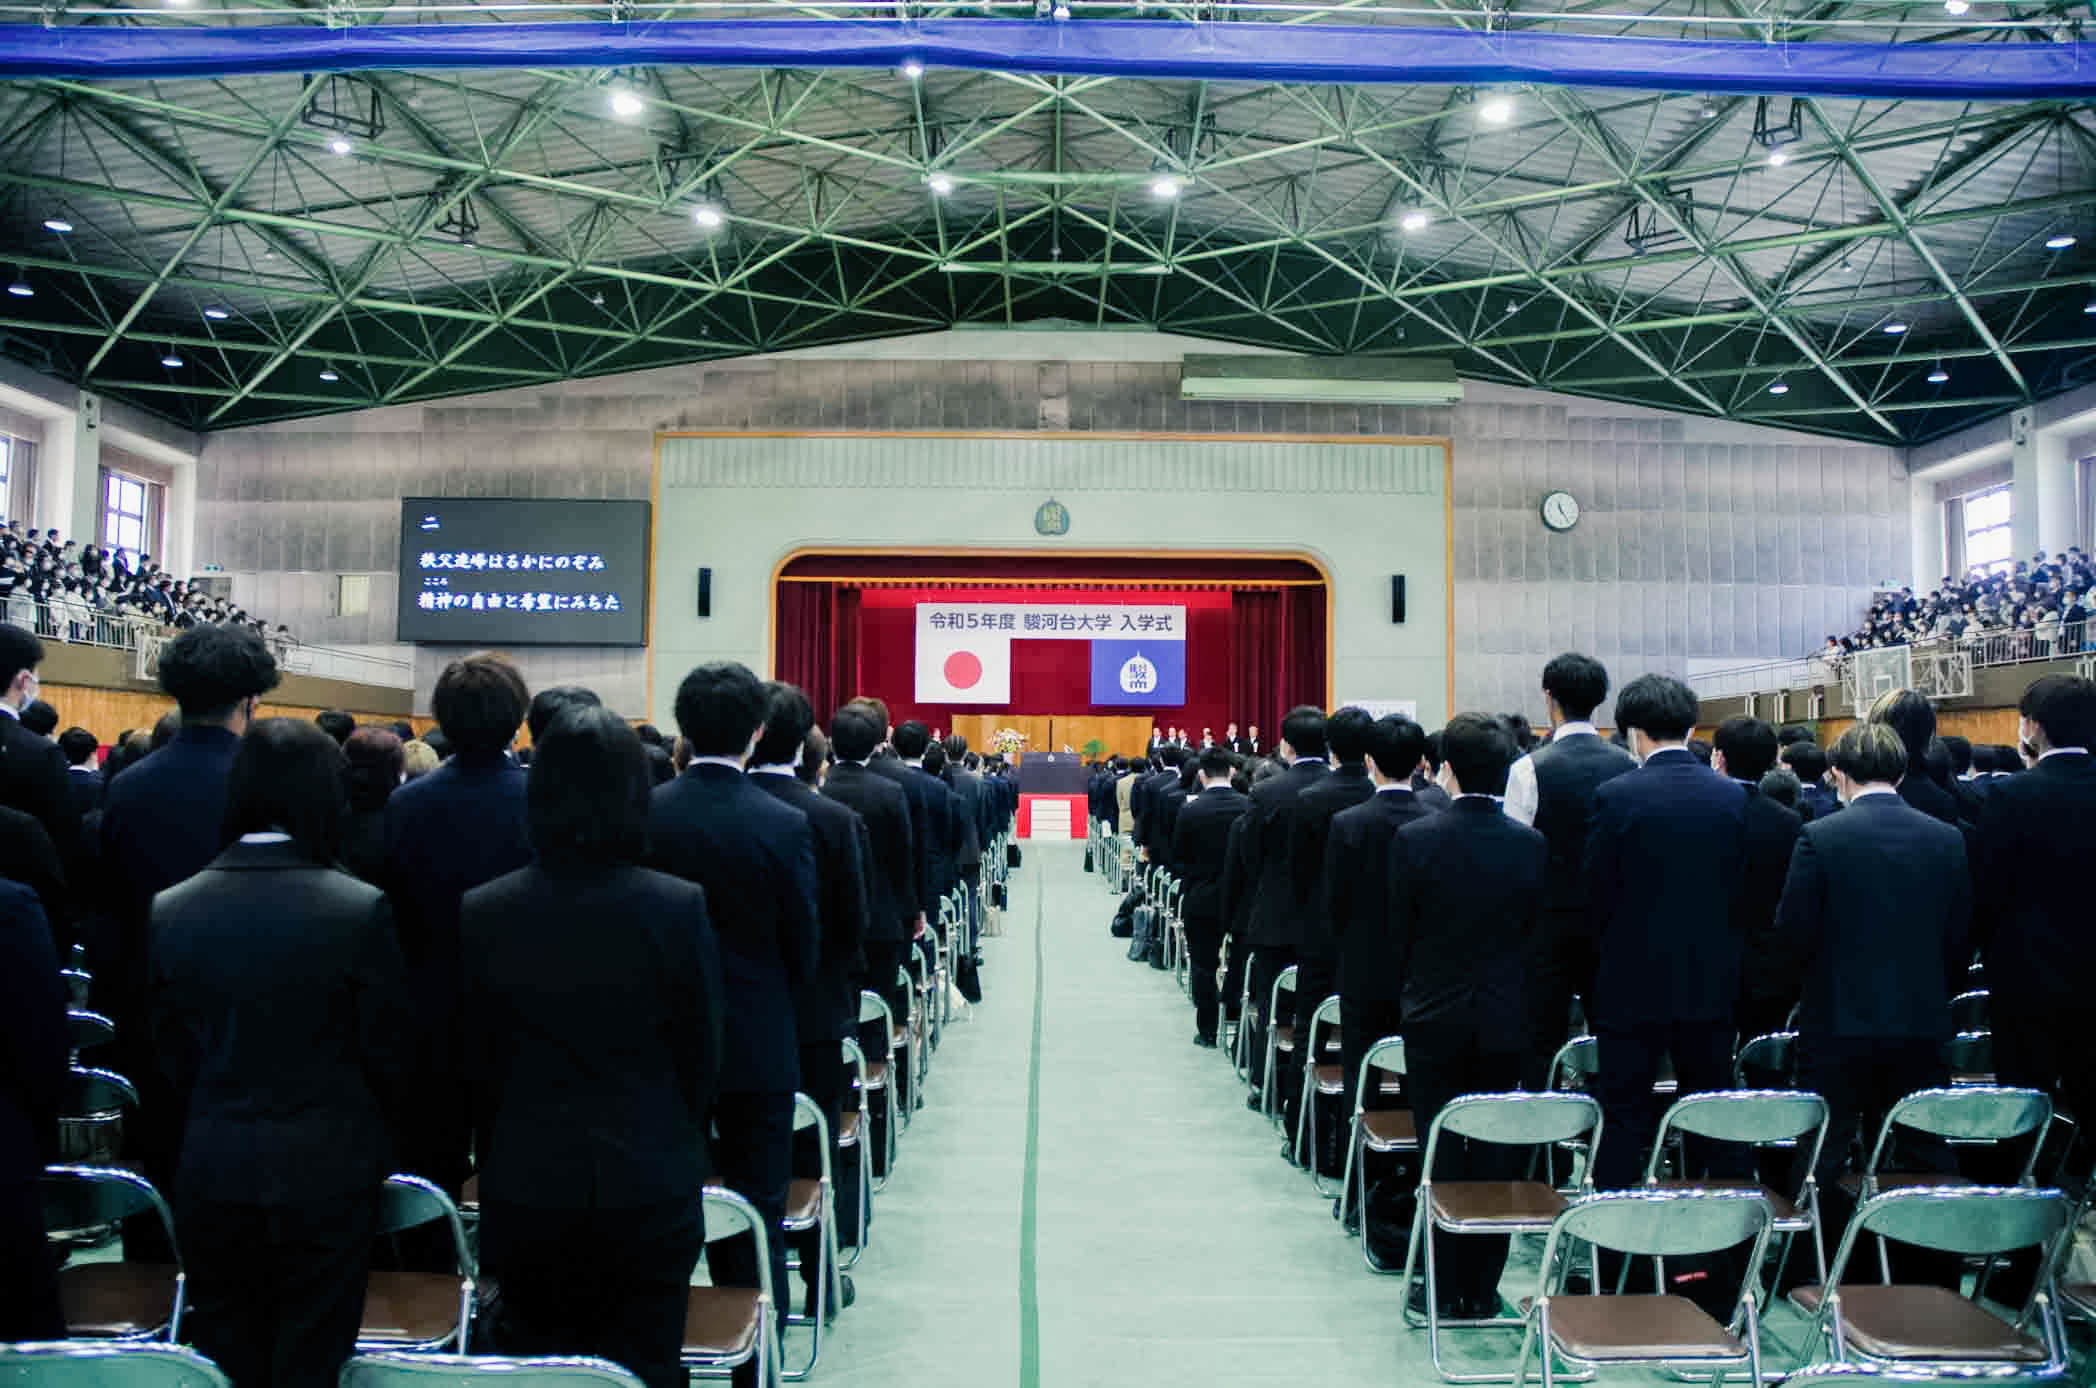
left=396, top=498, right=651, bottom=646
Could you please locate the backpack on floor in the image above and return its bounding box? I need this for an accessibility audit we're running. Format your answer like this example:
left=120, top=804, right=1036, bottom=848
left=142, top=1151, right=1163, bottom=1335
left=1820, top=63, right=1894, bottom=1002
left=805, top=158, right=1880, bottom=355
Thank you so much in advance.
left=1007, top=842, right=1022, bottom=869
left=1110, top=886, right=1144, bottom=938
left=1127, top=903, right=1156, bottom=961
left=1083, top=843, right=1094, bottom=873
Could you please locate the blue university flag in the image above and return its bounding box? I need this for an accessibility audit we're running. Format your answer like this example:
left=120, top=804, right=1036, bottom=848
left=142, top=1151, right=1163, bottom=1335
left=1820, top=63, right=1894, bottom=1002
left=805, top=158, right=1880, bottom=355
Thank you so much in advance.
left=1089, top=639, right=1187, bottom=706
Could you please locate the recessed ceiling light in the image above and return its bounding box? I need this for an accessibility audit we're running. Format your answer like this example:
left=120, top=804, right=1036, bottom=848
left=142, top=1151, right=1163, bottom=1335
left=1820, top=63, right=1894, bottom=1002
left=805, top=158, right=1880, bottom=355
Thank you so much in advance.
left=926, top=172, right=954, bottom=196
left=1399, top=209, right=1430, bottom=232
left=1927, top=364, right=1950, bottom=384
left=5, top=279, right=30, bottom=299
left=160, top=350, right=183, bottom=369
left=1944, top=0, right=1970, bottom=13
left=318, top=368, right=340, bottom=383
left=1768, top=381, right=1789, bottom=395
left=42, top=216, right=72, bottom=234
left=608, top=86, right=645, bottom=120
left=692, top=204, right=724, bottom=230
left=1882, top=320, right=1909, bottom=334
left=1699, top=97, right=1718, bottom=120
left=1149, top=174, right=1182, bottom=200
left=901, top=59, right=925, bottom=80
left=2085, top=298, right=2096, bottom=315
left=202, top=305, right=230, bottom=320
left=1768, top=148, right=1790, bottom=167
left=1479, top=95, right=1514, bottom=125
left=2044, top=233, right=2076, bottom=251
left=329, top=136, right=353, bottom=156
left=1051, top=1, right=1070, bottom=18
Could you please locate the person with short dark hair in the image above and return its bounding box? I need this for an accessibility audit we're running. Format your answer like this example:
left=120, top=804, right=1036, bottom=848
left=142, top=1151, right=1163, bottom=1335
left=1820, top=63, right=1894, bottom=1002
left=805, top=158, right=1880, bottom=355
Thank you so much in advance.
left=1171, top=745, right=1250, bottom=1048
left=1780, top=741, right=1838, bottom=821
left=1286, top=706, right=1377, bottom=1134
left=1714, top=717, right=1803, bottom=1043
left=0, top=867, right=64, bottom=1343
left=526, top=684, right=601, bottom=746
left=0, top=623, right=75, bottom=856
left=150, top=718, right=409, bottom=1388
left=940, top=732, right=989, bottom=995
left=57, top=726, right=99, bottom=821
left=1238, top=704, right=1329, bottom=1102
left=1867, top=689, right=1964, bottom=828
left=651, top=661, right=819, bottom=1312
left=1387, top=712, right=1545, bottom=1317
left=891, top=720, right=962, bottom=925
left=461, top=705, right=722, bottom=1388
left=1584, top=674, right=1748, bottom=1191
left=339, top=727, right=404, bottom=886
left=1936, top=734, right=1985, bottom=824
left=314, top=709, right=356, bottom=746
left=19, top=699, right=56, bottom=739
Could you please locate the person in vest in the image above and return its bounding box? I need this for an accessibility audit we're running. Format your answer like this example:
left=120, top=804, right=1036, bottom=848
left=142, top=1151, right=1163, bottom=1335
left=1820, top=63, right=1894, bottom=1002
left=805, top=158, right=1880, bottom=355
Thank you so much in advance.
left=1502, top=653, right=1636, bottom=1090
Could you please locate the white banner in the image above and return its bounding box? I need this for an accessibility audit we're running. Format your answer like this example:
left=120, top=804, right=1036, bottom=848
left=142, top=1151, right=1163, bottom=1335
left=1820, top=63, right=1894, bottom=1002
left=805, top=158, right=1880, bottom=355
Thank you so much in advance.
left=913, top=602, right=1186, bottom=705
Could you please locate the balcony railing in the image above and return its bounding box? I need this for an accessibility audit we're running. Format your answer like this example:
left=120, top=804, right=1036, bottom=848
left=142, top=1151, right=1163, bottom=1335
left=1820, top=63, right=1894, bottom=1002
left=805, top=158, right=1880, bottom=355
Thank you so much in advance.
left=1695, top=625, right=2094, bottom=712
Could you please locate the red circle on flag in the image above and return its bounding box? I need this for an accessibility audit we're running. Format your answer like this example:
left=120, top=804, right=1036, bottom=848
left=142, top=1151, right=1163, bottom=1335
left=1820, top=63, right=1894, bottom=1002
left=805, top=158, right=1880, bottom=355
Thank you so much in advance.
left=944, top=650, right=983, bottom=689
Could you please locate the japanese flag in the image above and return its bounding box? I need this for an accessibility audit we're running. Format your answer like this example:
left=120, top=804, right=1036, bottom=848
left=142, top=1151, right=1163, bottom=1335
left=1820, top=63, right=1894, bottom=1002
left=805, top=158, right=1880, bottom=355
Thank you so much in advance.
left=915, top=621, right=1012, bottom=705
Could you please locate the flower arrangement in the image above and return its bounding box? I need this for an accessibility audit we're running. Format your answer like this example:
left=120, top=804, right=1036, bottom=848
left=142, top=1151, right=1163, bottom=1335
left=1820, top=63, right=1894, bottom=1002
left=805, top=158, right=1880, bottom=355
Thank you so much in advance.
left=989, top=727, right=1029, bottom=758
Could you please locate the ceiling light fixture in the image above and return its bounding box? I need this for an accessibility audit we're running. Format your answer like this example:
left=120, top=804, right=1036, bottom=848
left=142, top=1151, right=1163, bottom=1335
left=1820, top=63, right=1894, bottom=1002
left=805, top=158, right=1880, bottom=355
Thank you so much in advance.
left=160, top=349, right=183, bottom=369
left=318, top=367, right=340, bottom=383
left=202, top=304, right=230, bottom=320
left=1768, top=381, right=1790, bottom=395
left=901, top=59, right=925, bottom=80
left=1944, top=0, right=1970, bottom=13
left=1882, top=319, right=1909, bottom=334
left=2044, top=233, right=2076, bottom=250
left=1399, top=209, right=1430, bottom=232
left=692, top=204, right=725, bottom=230
left=42, top=216, right=72, bottom=234
left=2085, top=298, right=2096, bottom=314
left=1051, top=1, right=1071, bottom=18
left=1149, top=174, right=1183, bottom=200
left=329, top=136, right=353, bottom=156
left=926, top=172, right=954, bottom=196
left=1479, top=94, right=1514, bottom=125
left=1768, top=148, right=1790, bottom=167
left=608, top=86, right=645, bottom=120
left=5, top=277, right=30, bottom=299
left=1927, top=363, right=1950, bottom=384
left=1699, top=97, right=1718, bottom=120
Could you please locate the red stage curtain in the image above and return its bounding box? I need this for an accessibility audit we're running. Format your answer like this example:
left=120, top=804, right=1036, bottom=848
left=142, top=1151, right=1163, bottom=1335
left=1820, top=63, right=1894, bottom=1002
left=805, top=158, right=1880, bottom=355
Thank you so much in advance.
left=1229, top=586, right=1327, bottom=736
left=773, top=582, right=861, bottom=719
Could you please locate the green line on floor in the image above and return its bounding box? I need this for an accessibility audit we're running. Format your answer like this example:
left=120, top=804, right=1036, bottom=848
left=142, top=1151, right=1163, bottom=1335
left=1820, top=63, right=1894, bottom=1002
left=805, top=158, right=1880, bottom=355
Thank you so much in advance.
left=1018, top=864, right=1046, bottom=1388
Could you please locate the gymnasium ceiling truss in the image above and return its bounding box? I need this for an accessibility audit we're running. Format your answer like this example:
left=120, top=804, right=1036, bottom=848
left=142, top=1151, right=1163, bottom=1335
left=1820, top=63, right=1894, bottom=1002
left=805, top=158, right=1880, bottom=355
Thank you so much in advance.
left=0, top=1, right=2089, bottom=440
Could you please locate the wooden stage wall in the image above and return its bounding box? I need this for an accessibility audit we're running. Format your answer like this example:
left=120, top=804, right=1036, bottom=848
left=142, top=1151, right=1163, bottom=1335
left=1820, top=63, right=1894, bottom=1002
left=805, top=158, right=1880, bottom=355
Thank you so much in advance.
left=947, top=715, right=1153, bottom=761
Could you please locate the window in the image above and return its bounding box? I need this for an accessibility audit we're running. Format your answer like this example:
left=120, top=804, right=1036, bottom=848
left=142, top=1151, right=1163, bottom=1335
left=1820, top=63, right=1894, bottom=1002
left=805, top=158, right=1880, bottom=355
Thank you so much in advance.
left=0, top=436, right=32, bottom=524
left=1962, top=483, right=2013, bottom=576
left=102, top=471, right=152, bottom=556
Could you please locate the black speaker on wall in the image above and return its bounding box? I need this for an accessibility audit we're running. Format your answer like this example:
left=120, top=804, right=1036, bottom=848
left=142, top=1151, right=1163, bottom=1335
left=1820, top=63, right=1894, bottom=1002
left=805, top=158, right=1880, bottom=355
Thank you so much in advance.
left=1391, top=575, right=1406, bottom=624
left=696, top=567, right=712, bottom=619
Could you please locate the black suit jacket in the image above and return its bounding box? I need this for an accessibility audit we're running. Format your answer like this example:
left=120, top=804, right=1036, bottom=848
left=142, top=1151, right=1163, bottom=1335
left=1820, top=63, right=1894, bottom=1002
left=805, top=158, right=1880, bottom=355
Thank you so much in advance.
left=1798, top=783, right=1841, bottom=822
left=461, top=863, right=723, bottom=1206
left=1243, top=759, right=1329, bottom=948
left=822, top=761, right=915, bottom=945
left=0, top=880, right=65, bottom=1188
left=868, top=756, right=935, bottom=924
left=1898, top=773, right=1967, bottom=830
left=1772, top=794, right=1969, bottom=1041
left=1732, top=783, right=1803, bottom=1019
left=149, top=842, right=410, bottom=1204
left=752, top=771, right=869, bottom=1042
left=1220, top=813, right=1256, bottom=939
left=901, top=765, right=960, bottom=903
left=381, top=750, right=532, bottom=971
left=1169, top=785, right=1247, bottom=924
left=1584, top=748, right=1748, bottom=1028
left=1388, top=798, right=1546, bottom=1027
left=1290, top=764, right=1375, bottom=965
left=648, top=764, right=820, bottom=1095
left=1972, top=750, right=2096, bottom=1007
left=0, top=803, right=68, bottom=953
left=64, top=766, right=100, bottom=823
left=1527, top=732, right=1638, bottom=939
left=0, top=711, right=74, bottom=863
left=1326, top=787, right=1438, bottom=1003
left=1152, top=781, right=1189, bottom=871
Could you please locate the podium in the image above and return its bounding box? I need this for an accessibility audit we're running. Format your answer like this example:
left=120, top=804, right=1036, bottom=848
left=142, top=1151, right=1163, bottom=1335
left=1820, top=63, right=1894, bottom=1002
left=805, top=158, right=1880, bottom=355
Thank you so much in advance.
left=1016, top=753, right=1087, bottom=841
left=1016, top=753, right=1088, bottom=795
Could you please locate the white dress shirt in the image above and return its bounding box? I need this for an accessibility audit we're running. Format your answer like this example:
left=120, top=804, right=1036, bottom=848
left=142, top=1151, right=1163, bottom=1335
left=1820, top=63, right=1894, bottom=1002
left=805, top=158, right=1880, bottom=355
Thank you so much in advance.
left=1502, top=721, right=1596, bottom=826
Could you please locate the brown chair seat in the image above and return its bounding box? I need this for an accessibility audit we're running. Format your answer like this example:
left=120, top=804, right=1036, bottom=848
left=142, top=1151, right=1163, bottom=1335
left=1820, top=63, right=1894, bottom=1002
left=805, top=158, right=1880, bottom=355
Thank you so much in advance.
left=784, top=1178, right=822, bottom=1226
left=1649, top=1178, right=1799, bottom=1222
left=360, top=1271, right=466, bottom=1346
left=459, top=1173, right=480, bottom=1210
left=684, top=1286, right=762, bottom=1359
left=864, top=1061, right=889, bottom=1090
left=1312, top=1064, right=1344, bottom=1094
left=1361, top=1109, right=1417, bottom=1150
left=59, top=1262, right=178, bottom=1337
left=1273, top=1025, right=1297, bottom=1053
left=1432, top=1180, right=1566, bottom=1228
left=1539, top=1294, right=1745, bottom=1361
left=837, top=1111, right=862, bottom=1146
left=1788, top=1284, right=2046, bottom=1362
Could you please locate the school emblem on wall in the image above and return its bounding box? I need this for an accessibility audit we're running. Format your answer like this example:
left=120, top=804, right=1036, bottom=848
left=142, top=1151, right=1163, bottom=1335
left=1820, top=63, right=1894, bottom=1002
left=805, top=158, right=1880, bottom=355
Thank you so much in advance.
left=1033, top=498, right=1070, bottom=536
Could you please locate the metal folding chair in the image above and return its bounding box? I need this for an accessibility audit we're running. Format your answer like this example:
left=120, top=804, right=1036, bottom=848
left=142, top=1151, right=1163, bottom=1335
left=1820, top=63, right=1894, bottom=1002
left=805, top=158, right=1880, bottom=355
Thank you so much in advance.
left=1291, top=995, right=1345, bottom=1193
left=1258, top=964, right=1300, bottom=1123
left=1401, top=1091, right=1606, bottom=1383
left=1947, top=989, right=1989, bottom=1034
left=1947, top=1031, right=1995, bottom=1087
left=1731, top=1033, right=1800, bottom=1090
left=855, top=991, right=901, bottom=1183
left=40, top=1164, right=185, bottom=1341
left=780, top=1093, right=843, bottom=1381
left=1511, top=1189, right=1774, bottom=1388
left=65, top=1008, right=114, bottom=1063
left=0, top=1342, right=227, bottom=1387
left=1338, top=1036, right=1417, bottom=1273
left=1642, top=1090, right=1832, bottom=1299
left=340, top=1352, right=645, bottom=1387
left=358, top=1175, right=476, bottom=1354
left=1789, top=1186, right=2070, bottom=1377
left=1849, top=1086, right=2051, bottom=1201
left=836, top=1039, right=874, bottom=1264
left=58, top=1065, right=137, bottom=1166
left=683, top=1186, right=783, bottom=1388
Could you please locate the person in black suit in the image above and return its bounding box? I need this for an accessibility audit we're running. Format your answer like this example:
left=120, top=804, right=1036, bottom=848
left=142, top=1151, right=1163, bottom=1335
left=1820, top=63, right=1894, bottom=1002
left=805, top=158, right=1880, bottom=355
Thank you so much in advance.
left=1937, top=735, right=1987, bottom=825
left=1868, top=689, right=1967, bottom=830
left=752, top=685, right=868, bottom=1314
left=382, top=651, right=533, bottom=1220
left=1137, top=748, right=1185, bottom=867
left=1974, top=675, right=2096, bottom=1159
left=1327, top=715, right=1437, bottom=1219
left=1287, top=706, right=1376, bottom=1125
left=98, top=622, right=280, bottom=1257
left=1501, top=655, right=1635, bottom=1090
left=339, top=727, right=403, bottom=887
left=850, top=698, right=934, bottom=943
left=892, top=721, right=960, bottom=934
left=1413, top=731, right=1453, bottom=811
left=1584, top=674, right=1747, bottom=1191
left=463, top=706, right=722, bottom=1388
left=649, top=661, right=819, bottom=1312
left=150, top=719, right=410, bottom=1388
left=824, top=705, right=917, bottom=1020
left=1240, top=705, right=1329, bottom=1099
left=1170, top=746, right=1248, bottom=1048
left=942, top=734, right=988, bottom=985
left=1389, top=714, right=1546, bottom=1317
left=0, top=623, right=77, bottom=860
left=58, top=725, right=100, bottom=822
left=0, top=878, right=66, bottom=1342
left=1712, top=716, right=1803, bottom=1046
left=1782, top=741, right=1841, bottom=822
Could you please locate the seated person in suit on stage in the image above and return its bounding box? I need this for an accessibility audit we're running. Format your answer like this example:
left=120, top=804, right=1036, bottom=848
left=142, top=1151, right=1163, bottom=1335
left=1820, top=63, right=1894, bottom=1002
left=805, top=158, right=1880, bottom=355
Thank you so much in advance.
left=462, top=705, right=723, bottom=1388
left=649, top=661, right=819, bottom=1312
left=1170, top=746, right=1249, bottom=1048
left=1583, top=673, right=1747, bottom=1191
left=1771, top=721, right=1968, bottom=1269
left=1388, top=713, right=1545, bottom=1317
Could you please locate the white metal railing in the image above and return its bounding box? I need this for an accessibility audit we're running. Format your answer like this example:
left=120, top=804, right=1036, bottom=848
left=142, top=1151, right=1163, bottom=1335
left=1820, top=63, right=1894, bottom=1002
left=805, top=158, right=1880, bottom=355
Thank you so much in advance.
left=1700, top=626, right=2094, bottom=709
left=0, top=597, right=411, bottom=690
left=274, top=642, right=413, bottom=688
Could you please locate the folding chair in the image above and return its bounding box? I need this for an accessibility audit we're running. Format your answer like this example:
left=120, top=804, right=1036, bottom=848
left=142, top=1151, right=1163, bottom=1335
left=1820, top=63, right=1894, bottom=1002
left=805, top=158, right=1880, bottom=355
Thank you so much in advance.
left=836, top=1039, right=874, bottom=1264
left=1511, top=1189, right=1773, bottom=1388
left=57, top=1066, right=137, bottom=1166
left=1732, top=1033, right=1800, bottom=1090
left=855, top=991, right=901, bottom=1183
left=1771, top=1366, right=1935, bottom=1388
left=781, top=1093, right=843, bottom=1381
left=1543, top=1037, right=1602, bottom=1191
left=1642, top=1091, right=1832, bottom=1296
left=683, top=1186, right=783, bottom=1388
left=1947, top=1031, right=1995, bottom=1087
left=1258, top=965, right=1300, bottom=1123
left=340, top=1353, right=645, bottom=1387
left=40, top=1164, right=185, bottom=1341
left=1789, top=1186, right=2070, bottom=1377
left=1847, top=1086, right=2051, bottom=1202
left=359, top=1175, right=476, bottom=1354
left=1228, top=961, right=1256, bottom=1081
left=1338, top=1036, right=1417, bottom=1274
left=1947, top=989, right=1989, bottom=1034
left=65, top=1009, right=114, bottom=1063
left=1401, top=1092, right=1606, bottom=1383
left=0, top=1342, right=227, bottom=1387
left=1291, top=995, right=1345, bottom=1193
left=60, top=966, right=92, bottom=1008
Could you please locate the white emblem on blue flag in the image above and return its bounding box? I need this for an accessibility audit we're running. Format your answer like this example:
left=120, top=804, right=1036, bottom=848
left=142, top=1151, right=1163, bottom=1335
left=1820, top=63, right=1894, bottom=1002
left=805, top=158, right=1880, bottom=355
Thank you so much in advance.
left=1118, top=651, right=1156, bottom=694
